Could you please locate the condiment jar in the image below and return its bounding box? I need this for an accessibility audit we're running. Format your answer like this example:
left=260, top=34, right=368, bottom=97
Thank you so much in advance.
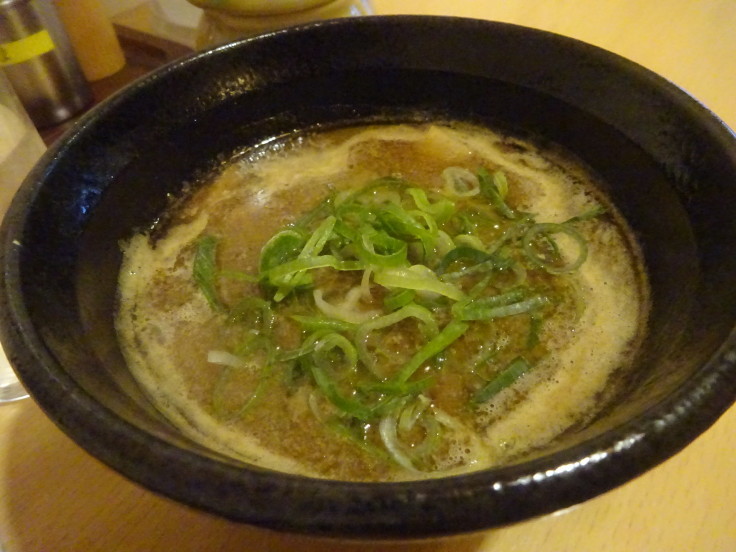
left=185, top=0, right=374, bottom=49
left=0, top=0, right=92, bottom=128
left=53, top=0, right=126, bottom=82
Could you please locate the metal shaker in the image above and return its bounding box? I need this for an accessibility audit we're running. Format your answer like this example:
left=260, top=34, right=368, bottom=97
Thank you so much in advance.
left=0, top=0, right=92, bottom=128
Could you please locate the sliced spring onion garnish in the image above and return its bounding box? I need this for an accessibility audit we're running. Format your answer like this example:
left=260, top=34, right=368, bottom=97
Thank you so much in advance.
left=392, top=320, right=469, bottom=383
left=212, top=335, right=275, bottom=420
left=478, top=167, right=516, bottom=219
left=407, top=187, right=456, bottom=222
left=300, top=215, right=337, bottom=259
left=313, top=333, right=358, bottom=377
left=379, top=407, right=420, bottom=471
left=308, top=333, right=375, bottom=420
left=563, top=204, right=606, bottom=224
left=375, top=265, right=465, bottom=301
left=383, top=288, right=416, bottom=311
left=193, top=234, right=224, bottom=311
left=523, top=222, right=588, bottom=274
left=436, top=246, right=490, bottom=275
left=277, top=329, right=340, bottom=363
left=270, top=216, right=338, bottom=300
left=289, top=314, right=356, bottom=333
left=477, top=295, right=548, bottom=319
left=473, top=356, right=532, bottom=405
left=259, top=229, right=305, bottom=273
left=355, top=303, right=439, bottom=375
left=455, top=293, right=549, bottom=322
left=376, top=202, right=435, bottom=248
left=451, top=286, right=525, bottom=318
left=379, top=396, right=442, bottom=471
left=265, top=255, right=363, bottom=286
left=453, top=233, right=487, bottom=251
left=357, top=229, right=408, bottom=267
left=192, top=166, right=600, bottom=472
left=442, top=166, right=481, bottom=197
left=440, top=251, right=514, bottom=280
left=313, top=287, right=378, bottom=324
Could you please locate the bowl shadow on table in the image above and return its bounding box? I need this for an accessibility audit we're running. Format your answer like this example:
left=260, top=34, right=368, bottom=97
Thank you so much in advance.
left=1, top=400, right=490, bottom=552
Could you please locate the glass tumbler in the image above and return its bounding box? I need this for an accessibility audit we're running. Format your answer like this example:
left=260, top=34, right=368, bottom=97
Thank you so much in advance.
left=0, top=69, right=45, bottom=402
left=186, top=0, right=374, bottom=49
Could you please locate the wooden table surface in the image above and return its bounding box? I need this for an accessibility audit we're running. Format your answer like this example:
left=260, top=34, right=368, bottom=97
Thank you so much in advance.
left=1, top=1, right=735, bottom=550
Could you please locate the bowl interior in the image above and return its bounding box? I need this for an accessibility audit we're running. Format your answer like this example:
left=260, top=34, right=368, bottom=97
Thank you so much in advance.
left=2, top=16, right=736, bottom=538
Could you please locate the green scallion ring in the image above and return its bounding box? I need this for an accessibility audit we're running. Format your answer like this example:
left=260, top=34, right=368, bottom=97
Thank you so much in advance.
left=522, top=222, right=588, bottom=274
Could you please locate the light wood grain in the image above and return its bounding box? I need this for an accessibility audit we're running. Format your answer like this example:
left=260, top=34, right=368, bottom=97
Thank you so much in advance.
left=1, top=399, right=733, bottom=551
left=1, top=1, right=735, bottom=550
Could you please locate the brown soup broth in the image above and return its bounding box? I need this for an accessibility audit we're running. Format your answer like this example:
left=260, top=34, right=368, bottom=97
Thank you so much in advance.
left=115, top=123, right=649, bottom=481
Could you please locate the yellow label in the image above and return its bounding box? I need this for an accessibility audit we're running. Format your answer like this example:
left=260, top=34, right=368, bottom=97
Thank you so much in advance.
left=0, top=30, right=55, bottom=67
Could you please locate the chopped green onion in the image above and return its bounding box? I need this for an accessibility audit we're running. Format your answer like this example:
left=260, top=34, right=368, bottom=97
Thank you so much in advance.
left=406, top=187, right=456, bottom=222
left=212, top=335, right=274, bottom=420
left=436, top=246, right=490, bottom=275
left=268, top=216, right=337, bottom=300
left=453, top=233, right=486, bottom=251
left=442, top=166, right=480, bottom=197
left=478, top=168, right=517, bottom=219
left=259, top=229, right=305, bottom=273
left=379, top=396, right=442, bottom=470
left=289, top=314, right=356, bottom=333
left=355, top=303, right=439, bottom=374
left=441, top=251, right=514, bottom=280
left=374, top=265, right=465, bottom=301
left=393, top=320, right=469, bottom=383
left=356, top=228, right=408, bottom=267
left=563, top=204, right=606, bottom=224
left=193, top=234, right=224, bottom=311
left=376, top=203, right=434, bottom=246
left=193, top=165, right=595, bottom=473
left=451, top=287, right=527, bottom=318
left=473, top=357, right=532, bottom=404
left=523, top=222, right=588, bottom=274
left=313, top=333, right=358, bottom=377
left=527, top=312, right=544, bottom=349
left=277, top=330, right=332, bottom=362
left=265, top=255, right=363, bottom=287
left=383, top=288, right=416, bottom=311
left=456, top=294, right=549, bottom=321
left=308, top=334, right=375, bottom=420
left=379, top=407, right=420, bottom=471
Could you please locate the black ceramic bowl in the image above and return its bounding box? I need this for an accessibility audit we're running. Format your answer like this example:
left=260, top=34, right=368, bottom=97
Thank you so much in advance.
left=1, top=16, right=736, bottom=539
